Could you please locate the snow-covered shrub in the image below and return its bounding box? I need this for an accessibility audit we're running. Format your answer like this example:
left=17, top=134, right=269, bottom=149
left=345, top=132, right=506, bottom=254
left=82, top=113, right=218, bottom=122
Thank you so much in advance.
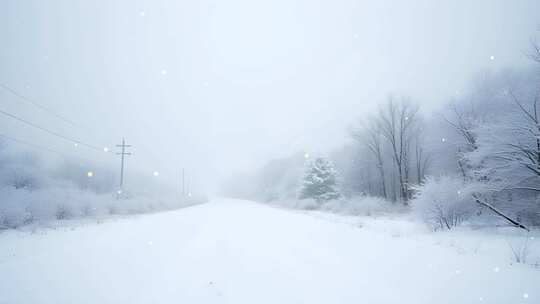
left=0, top=141, right=208, bottom=229
left=268, top=195, right=404, bottom=217
left=0, top=185, right=207, bottom=229
left=412, top=176, right=479, bottom=231
left=321, top=196, right=403, bottom=216
left=507, top=235, right=531, bottom=264
left=0, top=148, right=50, bottom=190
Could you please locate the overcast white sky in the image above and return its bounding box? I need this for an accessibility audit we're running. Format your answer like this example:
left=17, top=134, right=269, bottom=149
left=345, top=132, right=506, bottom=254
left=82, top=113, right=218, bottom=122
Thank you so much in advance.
left=1, top=0, right=539, bottom=191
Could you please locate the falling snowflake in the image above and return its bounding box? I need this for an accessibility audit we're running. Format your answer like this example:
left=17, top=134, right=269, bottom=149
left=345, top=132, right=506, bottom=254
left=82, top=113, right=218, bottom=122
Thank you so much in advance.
left=74, top=143, right=79, bottom=147
left=103, top=147, right=109, bottom=152
left=523, top=293, right=529, bottom=299
left=455, top=269, right=461, bottom=275
left=353, top=33, right=359, bottom=39
left=490, top=55, right=495, bottom=61
left=153, top=171, right=159, bottom=177
left=147, top=241, right=153, bottom=246
left=441, top=138, right=447, bottom=143
left=87, top=171, right=94, bottom=178
left=139, top=11, right=146, bottom=17
left=304, top=153, right=310, bottom=159
left=494, top=267, right=500, bottom=272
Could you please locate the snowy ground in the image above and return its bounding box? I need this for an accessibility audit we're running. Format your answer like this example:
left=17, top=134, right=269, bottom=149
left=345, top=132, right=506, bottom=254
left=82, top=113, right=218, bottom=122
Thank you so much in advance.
left=0, top=198, right=538, bottom=304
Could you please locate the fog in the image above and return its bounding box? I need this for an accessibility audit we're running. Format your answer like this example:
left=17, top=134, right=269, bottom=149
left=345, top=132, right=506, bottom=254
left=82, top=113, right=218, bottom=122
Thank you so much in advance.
left=1, top=0, right=539, bottom=193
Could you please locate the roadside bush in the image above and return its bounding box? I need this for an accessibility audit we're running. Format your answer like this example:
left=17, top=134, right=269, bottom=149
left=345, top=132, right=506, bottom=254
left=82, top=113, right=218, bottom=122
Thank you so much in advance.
left=412, top=176, right=479, bottom=231
left=0, top=186, right=206, bottom=229
left=321, top=196, right=404, bottom=216
left=270, top=195, right=404, bottom=217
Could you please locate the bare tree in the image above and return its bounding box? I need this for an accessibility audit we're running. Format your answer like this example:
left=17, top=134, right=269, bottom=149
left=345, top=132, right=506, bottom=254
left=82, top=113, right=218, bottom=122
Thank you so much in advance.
left=527, top=36, right=540, bottom=64
left=377, top=97, right=419, bottom=205
left=414, top=129, right=430, bottom=184
left=350, top=119, right=388, bottom=199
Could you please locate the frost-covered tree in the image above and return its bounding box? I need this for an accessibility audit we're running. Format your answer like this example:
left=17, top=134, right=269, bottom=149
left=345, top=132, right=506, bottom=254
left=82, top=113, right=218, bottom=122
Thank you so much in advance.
left=463, top=72, right=540, bottom=225
left=441, top=102, right=482, bottom=180
left=299, top=157, right=340, bottom=203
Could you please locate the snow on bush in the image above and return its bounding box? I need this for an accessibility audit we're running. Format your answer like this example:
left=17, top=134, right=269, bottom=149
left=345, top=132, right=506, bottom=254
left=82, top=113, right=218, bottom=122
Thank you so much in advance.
left=412, top=176, right=480, bottom=231
left=321, top=196, right=403, bottom=216
left=0, top=185, right=206, bottom=229
left=270, top=195, right=404, bottom=217
left=0, top=143, right=207, bottom=229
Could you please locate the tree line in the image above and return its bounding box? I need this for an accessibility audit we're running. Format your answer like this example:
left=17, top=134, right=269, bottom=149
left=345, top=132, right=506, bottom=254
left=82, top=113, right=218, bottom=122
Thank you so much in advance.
left=337, top=38, right=540, bottom=228
left=224, top=35, right=540, bottom=229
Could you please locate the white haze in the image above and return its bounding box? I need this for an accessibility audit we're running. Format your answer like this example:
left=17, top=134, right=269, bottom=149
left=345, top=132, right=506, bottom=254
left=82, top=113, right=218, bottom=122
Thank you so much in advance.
left=1, top=0, right=539, bottom=193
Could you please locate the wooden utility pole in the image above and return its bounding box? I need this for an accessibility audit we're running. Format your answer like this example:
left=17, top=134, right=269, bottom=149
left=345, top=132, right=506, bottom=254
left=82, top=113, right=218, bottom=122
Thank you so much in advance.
left=116, top=138, right=131, bottom=190
left=181, top=168, right=185, bottom=196
left=187, top=175, right=192, bottom=196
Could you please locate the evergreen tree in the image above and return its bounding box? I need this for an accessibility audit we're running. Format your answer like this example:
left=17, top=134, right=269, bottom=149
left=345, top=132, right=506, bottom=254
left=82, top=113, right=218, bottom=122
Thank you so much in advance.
left=299, top=157, right=340, bottom=203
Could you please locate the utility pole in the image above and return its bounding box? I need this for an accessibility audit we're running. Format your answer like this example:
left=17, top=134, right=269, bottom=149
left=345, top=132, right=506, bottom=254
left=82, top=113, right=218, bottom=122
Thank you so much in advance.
left=181, top=168, right=185, bottom=196
left=116, top=138, right=132, bottom=191
left=187, top=175, right=191, bottom=197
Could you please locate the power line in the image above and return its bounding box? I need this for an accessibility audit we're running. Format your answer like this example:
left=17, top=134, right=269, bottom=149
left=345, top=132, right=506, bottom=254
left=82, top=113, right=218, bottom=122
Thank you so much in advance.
left=0, top=133, right=66, bottom=156
left=0, top=108, right=104, bottom=151
left=0, top=82, right=116, bottom=150
left=0, top=133, right=109, bottom=167
left=0, top=82, right=79, bottom=127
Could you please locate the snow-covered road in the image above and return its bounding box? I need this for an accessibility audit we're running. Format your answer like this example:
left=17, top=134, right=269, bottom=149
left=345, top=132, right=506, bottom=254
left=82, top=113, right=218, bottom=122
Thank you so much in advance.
left=0, top=198, right=538, bottom=304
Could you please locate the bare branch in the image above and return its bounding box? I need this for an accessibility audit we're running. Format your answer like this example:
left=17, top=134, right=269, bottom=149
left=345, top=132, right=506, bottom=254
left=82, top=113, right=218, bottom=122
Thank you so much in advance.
left=472, top=194, right=529, bottom=231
